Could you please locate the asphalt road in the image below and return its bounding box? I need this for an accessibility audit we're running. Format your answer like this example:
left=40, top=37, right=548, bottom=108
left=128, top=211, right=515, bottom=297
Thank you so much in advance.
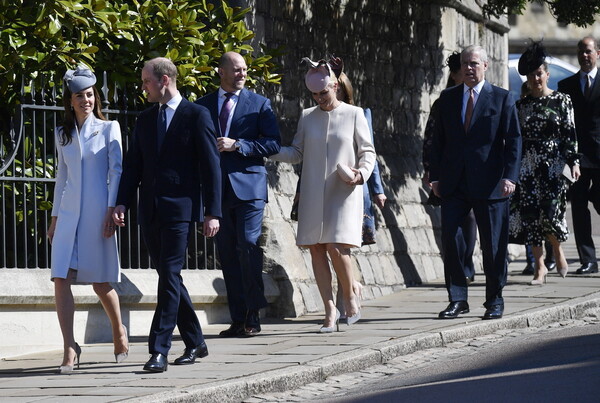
left=325, top=322, right=600, bottom=403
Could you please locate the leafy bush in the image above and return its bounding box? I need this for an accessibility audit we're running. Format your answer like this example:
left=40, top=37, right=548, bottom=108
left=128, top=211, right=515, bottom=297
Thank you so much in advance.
left=0, top=0, right=282, bottom=111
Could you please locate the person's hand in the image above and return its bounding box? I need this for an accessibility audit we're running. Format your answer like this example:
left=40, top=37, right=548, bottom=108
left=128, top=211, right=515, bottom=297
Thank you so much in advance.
left=203, top=216, right=220, bottom=238
left=572, top=165, right=581, bottom=181
left=423, top=171, right=431, bottom=187
left=217, top=137, right=238, bottom=152
left=103, top=207, right=116, bottom=238
left=47, top=216, right=57, bottom=244
left=113, top=205, right=127, bottom=227
left=431, top=181, right=441, bottom=198
left=346, top=168, right=364, bottom=186
left=373, top=193, right=387, bottom=208
left=501, top=179, right=516, bottom=197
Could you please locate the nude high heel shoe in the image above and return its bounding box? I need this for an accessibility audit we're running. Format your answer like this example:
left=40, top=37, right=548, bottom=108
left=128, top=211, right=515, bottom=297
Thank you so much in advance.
left=346, top=296, right=361, bottom=325
left=114, top=325, right=129, bottom=363
left=557, top=266, right=568, bottom=278
left=59, top=343, right=81, bottom=374
left=529, top=266, right=548, bottom=285
left=318, top=309, right=341, bottom=333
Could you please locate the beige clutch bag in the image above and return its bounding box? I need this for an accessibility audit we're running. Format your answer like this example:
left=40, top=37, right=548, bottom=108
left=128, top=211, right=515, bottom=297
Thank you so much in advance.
left=562, top=164, right=575, bottom=183
left=336, top=163, right=355, bottom=182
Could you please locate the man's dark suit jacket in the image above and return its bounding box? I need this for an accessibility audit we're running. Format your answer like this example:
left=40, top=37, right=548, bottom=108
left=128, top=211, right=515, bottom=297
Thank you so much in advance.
left=558, top=73, right=600, bottom=168
left=196, top=88, right=281, bottom=201
left=429, top=81, right=522, bottom=199
left=116, top=98, right=222, bottom=225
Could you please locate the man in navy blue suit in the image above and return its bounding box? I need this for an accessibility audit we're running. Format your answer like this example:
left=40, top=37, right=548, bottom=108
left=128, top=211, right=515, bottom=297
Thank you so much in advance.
left=113, top=57, right=222, bottom=372
left=196, top=52, right=281, bottom=337
left=430, top=45, right=522, bottom=320
left=558, top=36, right=600, bottom=275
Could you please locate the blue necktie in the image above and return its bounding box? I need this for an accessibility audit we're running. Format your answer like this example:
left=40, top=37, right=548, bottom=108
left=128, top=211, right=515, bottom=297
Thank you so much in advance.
left=219, top=92, right=234, bottom=136
left=157, top=103, right=168, bottom=151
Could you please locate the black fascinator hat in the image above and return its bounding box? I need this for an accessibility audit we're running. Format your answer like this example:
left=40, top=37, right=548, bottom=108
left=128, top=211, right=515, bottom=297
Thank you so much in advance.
left=446, top=51, right=461, bottom=73
left=518, top=41, right=548, bottom=75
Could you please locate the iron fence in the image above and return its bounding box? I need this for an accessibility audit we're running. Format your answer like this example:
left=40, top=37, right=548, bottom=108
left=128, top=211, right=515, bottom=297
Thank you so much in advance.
left=0, top=75, right=217, bottom=270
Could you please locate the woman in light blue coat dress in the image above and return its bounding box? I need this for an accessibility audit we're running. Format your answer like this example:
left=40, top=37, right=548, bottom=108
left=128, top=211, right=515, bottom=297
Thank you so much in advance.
left=47, top=68, right=128, bottom=373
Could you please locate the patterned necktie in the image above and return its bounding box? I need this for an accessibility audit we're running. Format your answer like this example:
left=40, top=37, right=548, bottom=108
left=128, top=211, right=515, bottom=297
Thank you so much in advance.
left=464, top=88, right=474, bottom=132
left=219, top=92, right=234, bottom=136
left=157, top=103, right=168, bottom=151
left=584, top=74, right=592, bottom=98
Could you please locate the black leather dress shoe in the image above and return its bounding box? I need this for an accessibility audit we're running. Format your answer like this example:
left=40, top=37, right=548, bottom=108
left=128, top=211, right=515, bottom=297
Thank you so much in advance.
left=438, top=301, right=469, bottom=319
left=576, top=262, right=599, bottom=274
left=173, top=342, right=208, bottom=365
left=244, top=326, right=261, bottom=337
left=143, top=353, right=168, bottom=372
left=522, top=264, right=534, bottom=275
left=545, top=261, right=556, bottom=271
left=219, top=322, right=246, bottom=338
left=483, top=305, right=504, bottom=320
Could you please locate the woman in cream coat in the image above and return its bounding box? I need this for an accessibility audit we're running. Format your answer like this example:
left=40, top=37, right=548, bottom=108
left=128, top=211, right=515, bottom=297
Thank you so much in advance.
left=47, top=67, right=128, bottom=373
left=271, top=61, right=375, bottom=332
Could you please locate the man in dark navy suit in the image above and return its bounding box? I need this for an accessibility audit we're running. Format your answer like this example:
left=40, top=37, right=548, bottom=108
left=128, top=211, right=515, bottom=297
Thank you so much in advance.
left=430, top=45, right=522, bottom=320
left=113, top=57, right=222, bottom=372
left=196, top=52, right=281, bottom=337
left=558, top=36, right=600, bottom=275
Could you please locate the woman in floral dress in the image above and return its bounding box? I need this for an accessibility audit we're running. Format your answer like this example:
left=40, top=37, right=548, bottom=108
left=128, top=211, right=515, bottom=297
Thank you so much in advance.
left=509, top=42, right=581, bottom=285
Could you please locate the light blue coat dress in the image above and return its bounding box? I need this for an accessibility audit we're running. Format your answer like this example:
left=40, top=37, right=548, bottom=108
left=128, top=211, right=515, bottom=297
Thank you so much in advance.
left=51, top=115, right=122, bottom=283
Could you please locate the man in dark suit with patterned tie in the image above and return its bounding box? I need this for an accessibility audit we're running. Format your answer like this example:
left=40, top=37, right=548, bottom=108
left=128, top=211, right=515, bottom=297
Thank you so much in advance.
left=196, top=52, right=281, bottom=337
left=113, top=57, right=222, bottom=372
left=430, top=45, right=522, bottom=320
left=558, top=36, right=600, bottom=275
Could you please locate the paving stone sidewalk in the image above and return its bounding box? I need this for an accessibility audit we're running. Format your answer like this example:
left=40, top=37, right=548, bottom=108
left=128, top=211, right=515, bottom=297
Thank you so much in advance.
left=1, top=208, right=600, bottom=403
left=1, top=265, right=599, bottom=403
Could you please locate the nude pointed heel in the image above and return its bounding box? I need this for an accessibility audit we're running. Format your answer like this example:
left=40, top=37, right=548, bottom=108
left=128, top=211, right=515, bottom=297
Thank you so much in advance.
left=557, top=266, right=568, bottom=278
left=318, top=309, right=341, bottom=333
left=114, top=325, right=129, bottom=363
left=59, top=343, right=81, bottom=374
left=529, top=266, right=548, bottom=286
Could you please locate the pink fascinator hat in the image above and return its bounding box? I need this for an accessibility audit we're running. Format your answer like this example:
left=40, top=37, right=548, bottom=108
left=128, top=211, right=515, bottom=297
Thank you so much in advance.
left=302, top=57, right=335, bottom=92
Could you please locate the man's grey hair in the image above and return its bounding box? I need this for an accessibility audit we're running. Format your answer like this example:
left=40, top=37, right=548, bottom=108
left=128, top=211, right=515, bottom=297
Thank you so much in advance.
left=461, top=45, right=488, bottom=63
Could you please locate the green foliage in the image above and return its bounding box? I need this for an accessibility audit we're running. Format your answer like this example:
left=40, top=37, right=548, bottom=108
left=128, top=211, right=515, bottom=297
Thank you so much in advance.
left=0, top=0, right=282, bottom=109
left=483, top=0, right=600, bottom=27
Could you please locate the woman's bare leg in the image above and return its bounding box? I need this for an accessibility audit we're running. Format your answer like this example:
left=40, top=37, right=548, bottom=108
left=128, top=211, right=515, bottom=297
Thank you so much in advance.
left=309, top=244, right=337, bottom=327
left=54, top=270, right=77, bottom=366
left=93, top=282, right=127, bottom=354
left=326, top=244, right=358, bottom=317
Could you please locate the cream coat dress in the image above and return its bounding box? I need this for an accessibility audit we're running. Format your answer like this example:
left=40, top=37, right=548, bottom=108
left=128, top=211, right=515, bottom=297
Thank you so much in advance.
left=51, top=115, right=122, bottom=283
left=272, top=103, right=376, bottom=247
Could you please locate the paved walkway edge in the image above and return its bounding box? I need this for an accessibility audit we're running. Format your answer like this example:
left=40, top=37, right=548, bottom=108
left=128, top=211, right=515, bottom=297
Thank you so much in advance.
left=126, top=292, right=600, bottom=403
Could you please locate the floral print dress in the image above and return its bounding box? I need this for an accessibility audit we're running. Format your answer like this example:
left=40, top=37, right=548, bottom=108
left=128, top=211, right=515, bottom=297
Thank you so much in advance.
left=509, top=91, right=579, bottom=246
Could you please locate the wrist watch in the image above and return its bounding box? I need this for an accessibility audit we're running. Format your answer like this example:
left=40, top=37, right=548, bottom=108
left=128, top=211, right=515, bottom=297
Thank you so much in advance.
left=234, top=141, right=241, bottom=150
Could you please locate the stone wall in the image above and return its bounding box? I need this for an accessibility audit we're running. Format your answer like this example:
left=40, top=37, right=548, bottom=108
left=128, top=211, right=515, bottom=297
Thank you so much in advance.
left=246, top=0, right=511, bottom=317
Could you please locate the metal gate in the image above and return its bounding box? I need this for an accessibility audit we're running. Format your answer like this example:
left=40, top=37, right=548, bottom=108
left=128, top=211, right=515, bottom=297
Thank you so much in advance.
left=0, top=76, right=217, bottom=270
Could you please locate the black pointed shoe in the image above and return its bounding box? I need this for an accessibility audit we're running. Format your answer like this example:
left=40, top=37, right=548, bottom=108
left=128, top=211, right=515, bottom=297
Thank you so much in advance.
left=173, top=342, right=208, bottom=365
left=143, top=353, right=168, bottom=372
left=576, top=262, right=598, bottom=274
left=438, top=301, right=470, bottom=319
left=521, top=264, right=534, bottom=275
left=219, top=322, right=246, bottom=338
left=545, top=261, right=556, bottom=272
left=483, top=304, right=504, bottom=320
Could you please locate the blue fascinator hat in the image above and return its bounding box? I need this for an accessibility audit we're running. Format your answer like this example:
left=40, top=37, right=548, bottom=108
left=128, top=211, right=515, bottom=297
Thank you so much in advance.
left=63, top=67, right=97, bottom=93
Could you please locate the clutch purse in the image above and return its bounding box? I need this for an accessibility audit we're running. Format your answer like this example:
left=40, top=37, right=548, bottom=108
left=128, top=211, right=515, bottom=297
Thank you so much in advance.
left=336, top=163, right=355, bottom=182
left=562, top=164, right=575, bottom=183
